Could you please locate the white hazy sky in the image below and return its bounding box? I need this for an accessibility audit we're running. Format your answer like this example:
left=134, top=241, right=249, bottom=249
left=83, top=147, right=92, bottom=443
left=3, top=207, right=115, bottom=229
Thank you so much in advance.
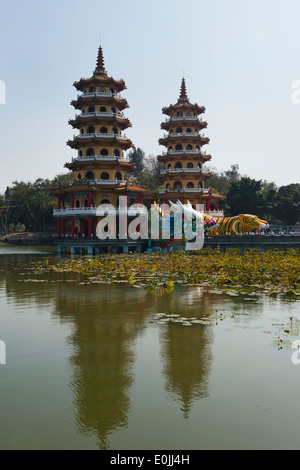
left=0, top=0, right=300, bottom=193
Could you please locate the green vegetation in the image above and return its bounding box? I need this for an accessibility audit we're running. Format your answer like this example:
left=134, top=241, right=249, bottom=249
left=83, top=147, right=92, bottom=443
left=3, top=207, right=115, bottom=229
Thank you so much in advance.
left=45, top=248, right=300, bottom=298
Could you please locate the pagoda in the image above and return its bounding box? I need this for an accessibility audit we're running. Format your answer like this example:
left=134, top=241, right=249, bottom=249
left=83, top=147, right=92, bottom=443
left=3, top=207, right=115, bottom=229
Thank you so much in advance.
left=52, top=47, right=148, bottom=254
left=157, top=78, right=225, bottom=213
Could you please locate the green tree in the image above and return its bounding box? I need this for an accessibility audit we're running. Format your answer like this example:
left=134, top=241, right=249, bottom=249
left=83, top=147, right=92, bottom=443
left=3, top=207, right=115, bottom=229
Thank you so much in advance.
left=128, top=147, right=145, bottom=176
left=137, top=155, right=164, bottom=192
left=273, top=184, right=300, bottom=225
left=224, top=177, right=265, bottom=217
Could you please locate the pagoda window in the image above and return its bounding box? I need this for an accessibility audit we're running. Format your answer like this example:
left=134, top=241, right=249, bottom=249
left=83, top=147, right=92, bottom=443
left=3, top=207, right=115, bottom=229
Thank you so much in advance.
left=86, top=148, right=95, bottom=156
left=114, top=149, right=120, bottom=157
left=174, top=181, right=182, bottom=189
left=85, top=171, right=95, bottom=181
left=186, top=128, right=192, bottom=133
left=194, top=129, right=199, bottom=134
left=79, top=151, right=83, bottom=157
left=186, top=112, right=191, bottom=116
left=198, top=181, right=204, bottom=189
left=111, top=107, right=116, bottom=113
left=176, top=112, right=183, bottom=117
left=89, top=87, right=96, bottom=93
left=176, top=127, right=183, bottom=134
left=76, top=200, right=80, bottom=208
left=77, top=173, right=82, bottom=179
left=169, top=130, right=173, bottom=135
left=82, top=108, right=86, bottom=114
left=187, top=162, right=194, bottom=168
left=88, top=106, right=95, bottom=113
left=99, top=88, right=106, bottom=93
left=186, top=144, right=193, bottom=150
left=100, top=106, right=107, bottom=112
left=187, top=182, right=194, bottom=188
left=167, top=164, right=171, bottom=169
left=196, top=145, right=200, bottom=151
left=101, top=199, right=110, bottom=205
left=112, top=127, right=118, bottom=135
left=197, top=162, right=202, bottom=169
left=100, top=149, right=109, bottom=156
left=175, top=144, right=182, bottom=151
left=80, top=129, right=84, bottom=134
left=87, top=126, right=95, bottom=134
left=166, top=184, right=170, bottom=190
left=115, top=172, right=122, bottom=180
left=175, top=162, right=182, bottom=169
left=110, top=88, right=115, bottom=95
left=100, top=126, right=108, bottom=134
left=168, top=146, right=173, bottom=152
left=101, top=172, right=109, bottom=180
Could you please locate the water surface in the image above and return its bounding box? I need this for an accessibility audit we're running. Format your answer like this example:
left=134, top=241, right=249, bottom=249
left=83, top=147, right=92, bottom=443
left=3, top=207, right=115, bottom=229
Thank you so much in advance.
left=0, top=245, right=299, bottom=450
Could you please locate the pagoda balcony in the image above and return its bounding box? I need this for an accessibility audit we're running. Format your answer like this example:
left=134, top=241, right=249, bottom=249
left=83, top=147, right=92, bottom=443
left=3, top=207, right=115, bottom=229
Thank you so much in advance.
left=73, top=132, right=129, bottom=140
left=75, top=111, right=128, bottom=120
left=69, top=178, right=127, bottom=186
left=162, top=149, right=208, bottom=156
left=158, top=187, right=210, bottom=194
left=159, top=168, right=211, bottom=175
left=162, top=132, right=206, bottom=138
left=72, top=155, right=130, bottom=162
left=79, top=91, right=125, bottom=100
left=53, top=204, right=147, bottom=217
left=166, top=116, right=202, bottom=122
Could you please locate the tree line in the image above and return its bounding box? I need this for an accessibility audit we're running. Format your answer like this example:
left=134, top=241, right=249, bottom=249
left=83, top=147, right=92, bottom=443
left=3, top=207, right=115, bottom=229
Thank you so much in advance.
left=0, top=148, right=299, bottom=233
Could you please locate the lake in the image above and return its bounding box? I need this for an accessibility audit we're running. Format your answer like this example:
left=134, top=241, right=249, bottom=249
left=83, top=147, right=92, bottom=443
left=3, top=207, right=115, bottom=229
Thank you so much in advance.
left=0, top=244, right=300, bottom=450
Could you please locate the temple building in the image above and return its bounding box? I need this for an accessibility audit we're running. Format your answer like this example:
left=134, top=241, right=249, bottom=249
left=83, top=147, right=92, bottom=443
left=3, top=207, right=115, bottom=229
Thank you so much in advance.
left=51, top=47, right=148, bottom=254
left=157, top=78, right=225, bottom=214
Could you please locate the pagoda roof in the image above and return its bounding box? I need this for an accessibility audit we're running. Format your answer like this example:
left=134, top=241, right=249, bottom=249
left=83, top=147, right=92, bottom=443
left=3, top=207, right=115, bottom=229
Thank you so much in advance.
left=162, top=78, right=206, bottom=116
left=64, top=160, right=135, bottom=171
left=73, top=47, right=127, bottom=92
left=68, top=114, right=132, bottom=130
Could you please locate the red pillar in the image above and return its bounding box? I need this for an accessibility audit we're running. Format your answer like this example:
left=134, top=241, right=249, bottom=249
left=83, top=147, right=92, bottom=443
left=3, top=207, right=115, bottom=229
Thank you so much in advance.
left=57, top=218, right=61, bottom=237
left=88, top=216, right=92, bottom=238
left=206, top=197, right=210, bottom=212
left=71, top=193, right=75, bottom=208
left=215, top=199, right=219, bottom=211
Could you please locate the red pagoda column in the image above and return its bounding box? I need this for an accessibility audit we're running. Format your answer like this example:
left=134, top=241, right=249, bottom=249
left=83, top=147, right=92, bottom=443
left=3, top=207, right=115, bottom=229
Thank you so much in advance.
left=206, top=198, right=210, bottom=212
left=71, top=193, right=75, bottom=237
left=88, top=216, right=92, bottom=238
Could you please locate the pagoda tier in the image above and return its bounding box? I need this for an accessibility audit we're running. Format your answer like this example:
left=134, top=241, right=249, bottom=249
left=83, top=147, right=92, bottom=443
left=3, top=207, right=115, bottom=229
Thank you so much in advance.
left=51, top=46, right=147, bottom=241
left=156, top=78, right=225, bottom=213
left=67, top=134, right=133, bottom=151
left=157, top=150, right=211, bottom=164
left=68, top=112, right=132, bottom=130
left=71, top=93, right=129, bottom=112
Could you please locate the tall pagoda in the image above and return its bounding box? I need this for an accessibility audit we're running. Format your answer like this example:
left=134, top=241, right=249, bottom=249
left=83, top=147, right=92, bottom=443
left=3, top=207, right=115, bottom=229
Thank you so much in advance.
left=157, top=78, right=225, bottom=213
left=52, top=47, right=148, bottom=253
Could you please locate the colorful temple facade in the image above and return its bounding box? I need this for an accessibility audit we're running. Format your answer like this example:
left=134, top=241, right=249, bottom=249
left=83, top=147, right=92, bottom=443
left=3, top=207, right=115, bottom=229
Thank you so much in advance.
left=157, top=78, right=225, bottom=214
left=51, top=47, right=148, bottom=254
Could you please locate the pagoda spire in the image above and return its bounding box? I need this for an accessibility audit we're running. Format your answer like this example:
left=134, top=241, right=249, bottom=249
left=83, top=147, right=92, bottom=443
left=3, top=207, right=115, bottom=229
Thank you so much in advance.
left=94, top=46, right=107, bottom=75
left=178, top=77, right=188, bottom=102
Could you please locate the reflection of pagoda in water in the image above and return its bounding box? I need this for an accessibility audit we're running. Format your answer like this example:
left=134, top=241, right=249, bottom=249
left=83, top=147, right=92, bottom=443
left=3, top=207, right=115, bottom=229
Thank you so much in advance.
left=54, top=278, right=147, bottom=449
left=155, top=289, right=214, bottom=418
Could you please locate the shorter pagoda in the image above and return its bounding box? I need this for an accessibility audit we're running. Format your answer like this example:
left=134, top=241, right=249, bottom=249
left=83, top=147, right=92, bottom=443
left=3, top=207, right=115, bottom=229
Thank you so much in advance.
left=157, top=78, right=225, bottom=213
